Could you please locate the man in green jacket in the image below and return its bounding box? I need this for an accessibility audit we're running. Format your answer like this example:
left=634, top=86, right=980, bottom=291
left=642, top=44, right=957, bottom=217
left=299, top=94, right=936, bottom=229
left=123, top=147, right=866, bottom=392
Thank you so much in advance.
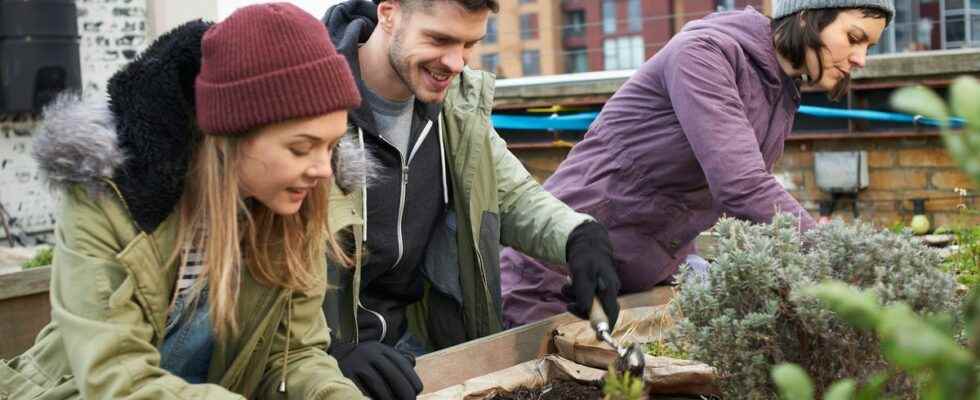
left=320, top=0, right=622, bottom=398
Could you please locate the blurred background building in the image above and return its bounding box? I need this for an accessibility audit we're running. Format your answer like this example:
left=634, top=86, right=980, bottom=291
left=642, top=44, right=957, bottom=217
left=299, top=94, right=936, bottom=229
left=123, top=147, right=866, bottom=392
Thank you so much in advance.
left=473, top=0, right=978, bottom=78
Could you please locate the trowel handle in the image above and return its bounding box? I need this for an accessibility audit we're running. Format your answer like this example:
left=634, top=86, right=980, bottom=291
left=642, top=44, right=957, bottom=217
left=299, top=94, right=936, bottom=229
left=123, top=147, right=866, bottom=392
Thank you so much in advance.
left=590, top=297, right=609, bottom=333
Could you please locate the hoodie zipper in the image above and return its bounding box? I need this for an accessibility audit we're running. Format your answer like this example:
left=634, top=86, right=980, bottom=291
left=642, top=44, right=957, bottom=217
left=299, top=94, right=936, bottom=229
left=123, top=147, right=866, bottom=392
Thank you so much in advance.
left=389, top=119, right=433, bottom=274
left=359, top=119, right=434, bottom=343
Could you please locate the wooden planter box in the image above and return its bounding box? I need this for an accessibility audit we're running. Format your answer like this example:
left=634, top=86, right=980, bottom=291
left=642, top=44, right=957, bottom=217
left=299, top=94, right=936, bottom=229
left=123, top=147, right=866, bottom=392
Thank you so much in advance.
left=0, top=266, right=52, bottom=359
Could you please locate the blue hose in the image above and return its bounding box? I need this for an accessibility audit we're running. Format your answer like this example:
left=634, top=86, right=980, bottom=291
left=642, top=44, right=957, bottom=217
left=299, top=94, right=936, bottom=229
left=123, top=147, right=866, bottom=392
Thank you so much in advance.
left=797, top=106, right=964, bottom=128
left=491, top=106, right=964, bottom=131
left=492, top=112, right=599, bottom=131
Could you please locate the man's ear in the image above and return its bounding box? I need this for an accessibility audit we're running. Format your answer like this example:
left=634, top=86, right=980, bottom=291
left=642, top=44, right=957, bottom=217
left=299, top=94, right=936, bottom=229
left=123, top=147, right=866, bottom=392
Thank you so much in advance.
left=377, top=0, right=400, bottom=33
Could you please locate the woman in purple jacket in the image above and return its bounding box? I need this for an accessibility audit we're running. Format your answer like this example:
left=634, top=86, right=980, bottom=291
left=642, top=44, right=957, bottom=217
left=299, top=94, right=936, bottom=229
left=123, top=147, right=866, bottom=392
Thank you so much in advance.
left=500, top=0, right=893, bottom=328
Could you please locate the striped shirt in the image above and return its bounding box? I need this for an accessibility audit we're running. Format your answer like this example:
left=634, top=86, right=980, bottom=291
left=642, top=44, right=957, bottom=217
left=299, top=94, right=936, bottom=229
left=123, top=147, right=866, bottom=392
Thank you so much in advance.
left=175, top=243, right=205, bottom=300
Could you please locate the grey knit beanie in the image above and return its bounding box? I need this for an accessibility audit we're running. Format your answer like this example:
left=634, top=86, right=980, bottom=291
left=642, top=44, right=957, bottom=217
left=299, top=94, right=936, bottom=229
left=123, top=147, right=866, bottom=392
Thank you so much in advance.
left=773, top=0, right=894, bottom=20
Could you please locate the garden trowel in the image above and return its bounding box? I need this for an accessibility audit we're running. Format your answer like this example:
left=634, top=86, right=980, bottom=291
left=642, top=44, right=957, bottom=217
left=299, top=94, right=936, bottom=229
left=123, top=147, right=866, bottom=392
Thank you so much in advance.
left=590, top=297, right=646, bottom=378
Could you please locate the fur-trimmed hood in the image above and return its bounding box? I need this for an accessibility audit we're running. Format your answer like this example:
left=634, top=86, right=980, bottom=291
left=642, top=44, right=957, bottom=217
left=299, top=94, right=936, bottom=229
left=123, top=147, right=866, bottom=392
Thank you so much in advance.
left=32, top=20, right=372, bottom=233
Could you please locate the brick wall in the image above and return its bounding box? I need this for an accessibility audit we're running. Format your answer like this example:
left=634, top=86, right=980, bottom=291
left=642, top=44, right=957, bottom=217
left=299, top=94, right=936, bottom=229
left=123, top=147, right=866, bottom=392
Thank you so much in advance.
left=779, top=136, right=978, bottom=229
left=510, top=135, right=979, bottom=231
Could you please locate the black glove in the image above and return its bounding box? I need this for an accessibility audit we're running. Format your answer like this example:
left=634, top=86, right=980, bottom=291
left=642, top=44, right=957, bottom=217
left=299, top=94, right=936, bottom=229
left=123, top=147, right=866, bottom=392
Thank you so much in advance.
left=563, top=222, right=621, bottom=330
left=331, top=341, right=423, bottom=400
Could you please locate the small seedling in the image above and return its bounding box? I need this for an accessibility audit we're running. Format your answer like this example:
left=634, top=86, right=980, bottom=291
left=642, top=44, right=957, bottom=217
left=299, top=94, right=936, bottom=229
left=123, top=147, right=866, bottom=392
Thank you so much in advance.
left=603, top=365, right=645, bottom=400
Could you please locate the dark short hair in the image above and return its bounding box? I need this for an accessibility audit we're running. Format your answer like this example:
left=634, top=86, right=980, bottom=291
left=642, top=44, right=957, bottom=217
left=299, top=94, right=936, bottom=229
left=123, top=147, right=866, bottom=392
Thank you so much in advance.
left=771, top=7, right=889, bottom=101
left=374, top=0, right=499, bottom=13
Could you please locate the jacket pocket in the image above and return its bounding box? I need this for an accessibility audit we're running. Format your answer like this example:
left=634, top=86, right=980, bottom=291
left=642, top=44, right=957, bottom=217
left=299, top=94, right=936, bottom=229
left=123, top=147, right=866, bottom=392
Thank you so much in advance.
left=421, top=210, right=462, bottom=305
left=629, top=194, right=694, bottom=257
left=0, top=356, right=50, bottom=399
left=419, top=210, right=467, bottom=350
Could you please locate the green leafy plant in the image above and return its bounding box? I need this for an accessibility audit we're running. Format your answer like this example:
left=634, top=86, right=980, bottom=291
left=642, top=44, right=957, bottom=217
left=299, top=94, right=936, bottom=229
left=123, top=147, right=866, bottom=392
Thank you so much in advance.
left=943, top=222, right=980, bottom=287
left=602, top=366, right=645, bottom=400
left=770, top=75, right=980, bottom=400
left=772, top=282, right=980, bottom=399
left=670, top=214, right=958, bottom=398
left=21, top=246, right=52, bottom=269
left=645, top=339, right=688, bottom=359
left=892, top=76, right=980, bottom=185
left=893, top=77, right=980, bottom=289
left=887, top=221, right=907, bottom=235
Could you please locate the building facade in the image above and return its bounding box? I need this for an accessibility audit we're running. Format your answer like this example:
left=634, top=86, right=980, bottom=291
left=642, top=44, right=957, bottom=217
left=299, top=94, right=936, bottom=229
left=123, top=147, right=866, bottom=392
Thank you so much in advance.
left=473, top=0, right=770, bottom=77
left=473, top=0, right=979, bottom=78
left=473, top=0, right=564, bottom=78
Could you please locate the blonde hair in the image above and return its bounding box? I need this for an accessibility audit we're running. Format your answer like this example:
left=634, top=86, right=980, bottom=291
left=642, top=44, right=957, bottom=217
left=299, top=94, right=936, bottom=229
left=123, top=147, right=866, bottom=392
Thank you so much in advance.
left=171, top=133, right=349, bottom=339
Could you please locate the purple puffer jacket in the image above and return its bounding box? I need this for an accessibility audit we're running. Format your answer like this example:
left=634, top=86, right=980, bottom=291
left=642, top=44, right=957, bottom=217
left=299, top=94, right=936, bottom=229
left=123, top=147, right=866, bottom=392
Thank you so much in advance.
left=500, top=7, right=817, bottom=328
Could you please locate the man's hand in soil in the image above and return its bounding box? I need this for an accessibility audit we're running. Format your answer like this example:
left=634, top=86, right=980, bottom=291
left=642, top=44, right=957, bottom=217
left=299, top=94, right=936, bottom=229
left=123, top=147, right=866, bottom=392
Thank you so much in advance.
left=563, top=222, right=621, bottom=330
left=331, top=341, right=423, bottom=399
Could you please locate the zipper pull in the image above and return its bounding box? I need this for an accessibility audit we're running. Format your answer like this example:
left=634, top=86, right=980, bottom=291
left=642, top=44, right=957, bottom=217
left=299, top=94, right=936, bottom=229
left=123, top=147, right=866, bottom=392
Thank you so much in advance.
left=402, top=165, right=409, bottom=185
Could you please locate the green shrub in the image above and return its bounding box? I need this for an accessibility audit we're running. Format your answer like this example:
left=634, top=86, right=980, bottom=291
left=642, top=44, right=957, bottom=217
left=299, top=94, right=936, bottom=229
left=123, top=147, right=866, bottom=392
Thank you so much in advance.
left=669, top=215, right=959, bottom=398
left=773, top=282, right=979, bottom=400
left=942, top=222, right=980, bottom=287
left=21, top=247, right=52, bottom=269
left=767, top=74, right=980, bottom=400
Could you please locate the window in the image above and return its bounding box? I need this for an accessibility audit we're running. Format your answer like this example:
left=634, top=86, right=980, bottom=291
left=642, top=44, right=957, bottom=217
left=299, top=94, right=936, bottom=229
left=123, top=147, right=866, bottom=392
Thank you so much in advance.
left=892, top=0, right=913, bottom=51
left=520, top=13, right=539, bottom=40
left=943, top=0, right=979, bottom=48
left=565, top=48, right=589, bottom=73
left=563, top=10, right=586, bottom=37
left=628, top=0, right=642, bottom=32
left=870, top=24, right=895, bottom=54
left=603, top=36, right=645, bottom=70
left=715, top=0, right=736, bottom=11
left=946, top=13, right=967, bottom=45
left=481, top=53, right=499, bottom=74
left=973, top=14, right=980, bottom=46
left=869, top=1, right=950, bottom=54
left=522, top=49, right=541, bottom=76
left=486, top=17, right=498, bottom=44
left=602, top=0, right=616, bottom=34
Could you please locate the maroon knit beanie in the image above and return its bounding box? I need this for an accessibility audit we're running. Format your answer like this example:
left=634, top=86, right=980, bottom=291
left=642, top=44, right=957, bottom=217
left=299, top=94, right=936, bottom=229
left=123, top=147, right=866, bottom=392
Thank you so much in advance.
left=195, top=3, right=360, bottom=135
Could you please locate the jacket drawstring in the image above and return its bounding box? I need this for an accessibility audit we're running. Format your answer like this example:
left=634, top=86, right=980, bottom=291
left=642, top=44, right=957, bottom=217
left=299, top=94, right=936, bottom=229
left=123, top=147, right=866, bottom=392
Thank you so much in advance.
left=278, top=291, right=293, bottom=394
left=438, top=112, right=448, bottom=205
left=358, top=127, right=368, bottom=243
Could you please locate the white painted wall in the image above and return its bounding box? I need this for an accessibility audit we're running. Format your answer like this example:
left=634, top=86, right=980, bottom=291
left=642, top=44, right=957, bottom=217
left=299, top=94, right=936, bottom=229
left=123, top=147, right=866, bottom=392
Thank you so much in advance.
left=0, top=123, right=58, bottom=242
left=2, top=0, right=154, bottom=242
left=147, top=0, right=219, bottom=37
left=78, top=0, right=150, bottom=95
left=217, top=0, right=345, bottom=21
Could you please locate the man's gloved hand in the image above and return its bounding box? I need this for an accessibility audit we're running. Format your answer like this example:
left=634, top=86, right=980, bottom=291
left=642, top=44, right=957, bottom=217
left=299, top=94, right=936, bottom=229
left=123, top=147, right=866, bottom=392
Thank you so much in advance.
left=562, top=222, right=621, bottom=330
left=331, top=341, right=423, bottom=400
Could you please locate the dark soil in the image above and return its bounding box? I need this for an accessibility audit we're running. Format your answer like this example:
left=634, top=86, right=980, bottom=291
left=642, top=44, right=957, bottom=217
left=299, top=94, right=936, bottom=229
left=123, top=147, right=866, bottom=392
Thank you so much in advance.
left=489, top=379, right=604, bottom=400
